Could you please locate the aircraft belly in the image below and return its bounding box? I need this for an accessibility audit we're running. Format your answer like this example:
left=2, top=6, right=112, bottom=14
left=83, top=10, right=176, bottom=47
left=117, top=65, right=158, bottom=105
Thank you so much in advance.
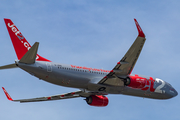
left=47, top=72, right=90, bottom=89
left=120, top=87, right=167, bottom=99
left=33, top=71, right=90, bottom=89
left=87, top=83, right=167, bottom=99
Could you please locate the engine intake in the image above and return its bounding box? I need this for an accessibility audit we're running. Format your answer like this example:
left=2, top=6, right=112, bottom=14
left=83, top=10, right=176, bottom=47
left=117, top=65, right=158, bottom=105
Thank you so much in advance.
left=125, top=75, right=146, bottom=89
left=86, top=95, right=108, bottom=107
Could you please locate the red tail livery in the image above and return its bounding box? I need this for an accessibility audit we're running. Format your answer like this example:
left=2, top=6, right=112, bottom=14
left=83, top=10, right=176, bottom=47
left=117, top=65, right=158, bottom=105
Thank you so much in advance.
left=4, top=19, right=51, bottom=62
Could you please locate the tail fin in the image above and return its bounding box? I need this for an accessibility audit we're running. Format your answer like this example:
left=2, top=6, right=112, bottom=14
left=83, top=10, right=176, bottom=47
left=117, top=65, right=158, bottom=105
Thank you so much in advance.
left=4, top=18, right=51, bottom=62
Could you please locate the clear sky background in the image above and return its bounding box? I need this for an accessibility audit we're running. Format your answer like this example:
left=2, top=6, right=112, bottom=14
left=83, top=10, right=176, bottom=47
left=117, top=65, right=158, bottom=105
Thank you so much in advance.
left=0, top=0, right=180, bottom=120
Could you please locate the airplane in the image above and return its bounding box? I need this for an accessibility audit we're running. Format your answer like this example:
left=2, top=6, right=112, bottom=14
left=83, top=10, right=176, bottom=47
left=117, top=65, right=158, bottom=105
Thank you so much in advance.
left=1, top=18, right=178, bottom=107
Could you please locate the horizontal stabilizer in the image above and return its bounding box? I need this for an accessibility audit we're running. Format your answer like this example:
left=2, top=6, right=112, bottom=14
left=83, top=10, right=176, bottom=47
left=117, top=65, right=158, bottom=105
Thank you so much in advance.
left=19, top=42, right=39, bottom=64
left=0, top=63, right=17, bottom=70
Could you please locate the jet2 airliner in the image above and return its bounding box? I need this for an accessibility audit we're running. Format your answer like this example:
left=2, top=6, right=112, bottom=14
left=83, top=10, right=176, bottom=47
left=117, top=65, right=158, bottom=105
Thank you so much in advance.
left=1, top=18, right=178, bottom=107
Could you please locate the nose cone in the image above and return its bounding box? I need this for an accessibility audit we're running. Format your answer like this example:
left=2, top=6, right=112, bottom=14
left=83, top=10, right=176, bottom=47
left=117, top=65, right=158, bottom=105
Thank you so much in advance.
left=163, top=81, right=178, bottom=99
left=166, top=87, right=178, bottom=99
left=173, top=88, right=178, bottom=97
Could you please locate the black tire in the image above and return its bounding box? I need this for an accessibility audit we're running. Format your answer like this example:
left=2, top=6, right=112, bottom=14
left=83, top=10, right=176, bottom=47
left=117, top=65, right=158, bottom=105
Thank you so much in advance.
left=86, top=96, right=92, bottom=104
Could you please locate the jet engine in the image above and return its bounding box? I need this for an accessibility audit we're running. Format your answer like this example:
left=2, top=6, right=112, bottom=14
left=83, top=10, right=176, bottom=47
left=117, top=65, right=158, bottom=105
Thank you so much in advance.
left=125, top=75, right=146, bottom=89
left=86, top=95, right=108, bottom=107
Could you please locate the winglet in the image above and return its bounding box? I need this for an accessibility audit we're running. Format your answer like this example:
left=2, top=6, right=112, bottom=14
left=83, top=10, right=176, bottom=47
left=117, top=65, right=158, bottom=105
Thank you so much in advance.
left=134, top=19, right=145, bottom=38
left=2, top=87, right=13, bottom=101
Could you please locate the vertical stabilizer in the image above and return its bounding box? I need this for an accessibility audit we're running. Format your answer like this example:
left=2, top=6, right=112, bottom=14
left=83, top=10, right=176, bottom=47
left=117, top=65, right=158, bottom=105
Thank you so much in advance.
left=4, top=18, right=51, bottom=62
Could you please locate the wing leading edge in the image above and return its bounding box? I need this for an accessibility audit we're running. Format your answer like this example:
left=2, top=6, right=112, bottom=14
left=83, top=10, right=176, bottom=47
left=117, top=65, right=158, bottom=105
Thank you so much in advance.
left=98, top=19, right=146, bottom=86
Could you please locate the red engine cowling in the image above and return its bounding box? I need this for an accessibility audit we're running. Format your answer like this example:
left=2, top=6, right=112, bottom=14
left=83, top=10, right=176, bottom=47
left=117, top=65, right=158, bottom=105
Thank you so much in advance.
left=86, top=95, right=108, bottom=107
left=127, top=75, right=146, bottom=89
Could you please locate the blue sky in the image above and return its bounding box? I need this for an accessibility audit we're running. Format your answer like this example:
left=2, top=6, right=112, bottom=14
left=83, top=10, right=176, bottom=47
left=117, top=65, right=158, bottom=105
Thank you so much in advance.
left=0, top=0, right=180, bottom=120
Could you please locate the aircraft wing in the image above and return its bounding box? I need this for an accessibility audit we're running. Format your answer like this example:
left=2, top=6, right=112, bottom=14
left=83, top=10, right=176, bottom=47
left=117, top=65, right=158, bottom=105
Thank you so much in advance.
left=2, top=87, right=107, bottom=103
left=98, top=19, right=146, bottom=86
left=2, top=87, right=84, bottom=103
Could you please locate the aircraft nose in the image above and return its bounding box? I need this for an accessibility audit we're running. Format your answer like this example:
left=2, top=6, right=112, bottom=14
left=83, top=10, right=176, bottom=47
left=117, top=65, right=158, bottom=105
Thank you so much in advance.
left=173, top=89, right=178, bottom=97
left=167, top=87, right=178, bottom=98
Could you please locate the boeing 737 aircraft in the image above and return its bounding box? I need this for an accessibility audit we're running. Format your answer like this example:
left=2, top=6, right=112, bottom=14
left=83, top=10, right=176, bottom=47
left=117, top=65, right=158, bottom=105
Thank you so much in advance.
left=1, top=18, right=178, bottom=107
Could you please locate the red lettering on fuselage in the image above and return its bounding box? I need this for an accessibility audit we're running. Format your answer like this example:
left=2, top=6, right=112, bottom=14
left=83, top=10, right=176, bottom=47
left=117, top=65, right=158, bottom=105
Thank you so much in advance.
left=149, top=77, right=155, bottom=92
left=128, top=75, right=155, bottom=92
left=70, top=65, right=110, bottom=72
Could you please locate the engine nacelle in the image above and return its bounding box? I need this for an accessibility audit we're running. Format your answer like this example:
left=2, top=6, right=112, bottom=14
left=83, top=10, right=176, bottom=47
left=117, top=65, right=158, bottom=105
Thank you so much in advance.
left=86, top=95, right=108, bottom=107
left=126, top=75, right=146, bottom=89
